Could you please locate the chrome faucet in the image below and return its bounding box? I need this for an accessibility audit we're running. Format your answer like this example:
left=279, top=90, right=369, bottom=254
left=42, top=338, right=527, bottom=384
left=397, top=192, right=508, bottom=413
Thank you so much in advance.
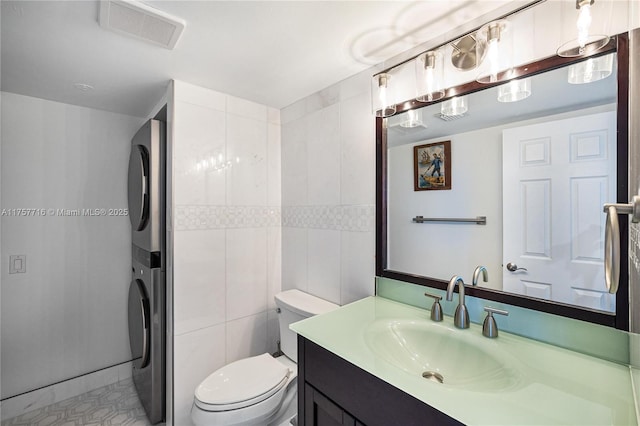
left=446, top=275, right=470, bottom=329
left=472, top=265, right=488, bottom=286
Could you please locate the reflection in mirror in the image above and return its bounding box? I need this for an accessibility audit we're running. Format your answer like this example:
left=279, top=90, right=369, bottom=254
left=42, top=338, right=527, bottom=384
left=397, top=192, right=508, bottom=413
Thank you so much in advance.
left=386, top=53, right=618, bottom=313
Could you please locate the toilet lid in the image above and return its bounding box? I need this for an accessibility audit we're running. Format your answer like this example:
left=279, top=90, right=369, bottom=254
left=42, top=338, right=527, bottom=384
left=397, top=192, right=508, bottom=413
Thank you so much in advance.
left=195, top=353, right=291, bottom=411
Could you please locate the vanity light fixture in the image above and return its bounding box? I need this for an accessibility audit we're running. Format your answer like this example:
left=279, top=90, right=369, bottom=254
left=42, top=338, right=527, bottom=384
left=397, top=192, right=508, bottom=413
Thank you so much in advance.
left=497, top=77, right=531, bottom=102
left=476, top=20, right=514, bottom=84
left=567, top=53, right=613, bottom=84
left=557, top=0, right=610, bottom=57
left=399, top=109, right=425, bottom=128
left=451, top=32, right=487, bottom=71
left=372, top=73, right=396, bottom=117
left=441, top=96, right=468, bottom=117
left=415, top=50, right=445, bottom=103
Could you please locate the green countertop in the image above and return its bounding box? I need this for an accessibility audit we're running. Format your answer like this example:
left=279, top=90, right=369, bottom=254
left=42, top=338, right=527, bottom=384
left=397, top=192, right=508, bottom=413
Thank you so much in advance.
left=291, top=296, right=637, bottom=426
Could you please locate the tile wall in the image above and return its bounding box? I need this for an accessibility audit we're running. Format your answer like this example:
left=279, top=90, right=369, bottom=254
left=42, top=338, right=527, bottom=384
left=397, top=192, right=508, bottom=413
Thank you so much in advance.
left=280, top=72, right=376, bottom=306
left=170, top=81, right=281, bottom=425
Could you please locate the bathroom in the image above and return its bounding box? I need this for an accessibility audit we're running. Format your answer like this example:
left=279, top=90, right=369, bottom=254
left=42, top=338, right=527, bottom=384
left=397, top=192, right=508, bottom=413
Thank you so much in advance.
left=1, top=1, right=639, bottom=425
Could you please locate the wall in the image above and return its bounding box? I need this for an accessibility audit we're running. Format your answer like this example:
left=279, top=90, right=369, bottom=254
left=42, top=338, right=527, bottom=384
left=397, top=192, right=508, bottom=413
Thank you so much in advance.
left=170, top=81, right=281, bottom=426
left=0, top=92, right=144, bottom=399
left=387, top=125, right=502, bottom=286
left=280, top=72, right=376, bottom=306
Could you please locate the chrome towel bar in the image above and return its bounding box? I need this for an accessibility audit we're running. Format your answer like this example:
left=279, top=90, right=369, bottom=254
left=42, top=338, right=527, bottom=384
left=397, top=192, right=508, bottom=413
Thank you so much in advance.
left=412, top=215, right=487, bottom=225
left=603, top=195, right=640, bottom=294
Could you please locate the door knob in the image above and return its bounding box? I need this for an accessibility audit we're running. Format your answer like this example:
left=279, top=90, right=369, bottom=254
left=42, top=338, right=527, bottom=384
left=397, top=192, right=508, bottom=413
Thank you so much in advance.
left=506, top=262, right=527, bottom=272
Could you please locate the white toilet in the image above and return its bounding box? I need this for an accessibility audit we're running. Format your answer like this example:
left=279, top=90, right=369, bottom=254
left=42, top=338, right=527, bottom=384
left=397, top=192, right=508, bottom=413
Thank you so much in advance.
left=191, top=289, right=339, bottom=426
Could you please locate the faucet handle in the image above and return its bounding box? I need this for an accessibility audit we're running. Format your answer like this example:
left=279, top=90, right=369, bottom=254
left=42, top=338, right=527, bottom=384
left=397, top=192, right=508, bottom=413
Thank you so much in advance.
left=482, top=307, right=509, bottom=338
left=424, top=292, right=443, bottom=322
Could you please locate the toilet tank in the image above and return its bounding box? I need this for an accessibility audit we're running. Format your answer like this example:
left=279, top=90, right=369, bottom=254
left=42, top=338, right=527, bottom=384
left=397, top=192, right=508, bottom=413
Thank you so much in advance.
left=274, top=289, right=339, bottom=362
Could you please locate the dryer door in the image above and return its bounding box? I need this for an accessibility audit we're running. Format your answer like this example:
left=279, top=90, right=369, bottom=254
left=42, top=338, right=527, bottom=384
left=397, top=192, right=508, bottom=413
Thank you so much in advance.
left=128, top=144, right=149, bottom=232
left=128, top=279, right=150, bottom=369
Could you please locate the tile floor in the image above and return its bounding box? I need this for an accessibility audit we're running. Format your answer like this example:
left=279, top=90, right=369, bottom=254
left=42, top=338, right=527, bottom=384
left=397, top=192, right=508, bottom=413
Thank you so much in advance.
left=1, top=379, right=153, bottom=426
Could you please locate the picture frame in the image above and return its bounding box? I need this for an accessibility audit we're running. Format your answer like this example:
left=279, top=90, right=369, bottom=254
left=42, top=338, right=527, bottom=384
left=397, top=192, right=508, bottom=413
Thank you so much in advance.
left=413, top=140, right=451, bottom=191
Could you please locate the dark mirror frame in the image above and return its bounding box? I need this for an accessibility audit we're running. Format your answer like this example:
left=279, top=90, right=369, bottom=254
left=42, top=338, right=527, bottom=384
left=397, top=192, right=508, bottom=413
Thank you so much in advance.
left=376, top=33, right=630, bottom=330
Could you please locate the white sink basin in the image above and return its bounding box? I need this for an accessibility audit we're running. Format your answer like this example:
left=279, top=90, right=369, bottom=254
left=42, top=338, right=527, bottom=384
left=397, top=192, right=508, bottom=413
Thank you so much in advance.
left=364, top=319, right=521, bottom=392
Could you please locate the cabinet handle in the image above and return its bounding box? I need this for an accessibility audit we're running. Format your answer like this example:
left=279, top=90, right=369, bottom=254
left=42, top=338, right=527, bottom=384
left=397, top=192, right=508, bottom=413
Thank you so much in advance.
left=603, top=195, right=640, bottom=294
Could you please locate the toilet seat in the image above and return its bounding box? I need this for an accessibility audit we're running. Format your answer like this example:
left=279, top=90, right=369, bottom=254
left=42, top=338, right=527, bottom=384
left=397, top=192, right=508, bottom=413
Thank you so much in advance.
left=194, top=353, right=291, bottom=412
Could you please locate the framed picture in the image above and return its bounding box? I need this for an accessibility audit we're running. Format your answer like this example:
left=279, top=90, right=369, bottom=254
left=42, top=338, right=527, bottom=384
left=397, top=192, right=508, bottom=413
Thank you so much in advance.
left=414, top=140, right=451, bottom=191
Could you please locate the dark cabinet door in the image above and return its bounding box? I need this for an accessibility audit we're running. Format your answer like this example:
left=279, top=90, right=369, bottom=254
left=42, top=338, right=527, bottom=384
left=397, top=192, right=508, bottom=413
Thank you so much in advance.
left=304, top=384, right=358, bottom=426
left=299, top=336, right=464, bottom=426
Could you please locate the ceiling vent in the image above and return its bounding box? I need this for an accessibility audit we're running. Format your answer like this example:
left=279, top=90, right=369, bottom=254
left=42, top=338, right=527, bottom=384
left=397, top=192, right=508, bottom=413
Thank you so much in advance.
left=99, top=0, right=185, bottom=50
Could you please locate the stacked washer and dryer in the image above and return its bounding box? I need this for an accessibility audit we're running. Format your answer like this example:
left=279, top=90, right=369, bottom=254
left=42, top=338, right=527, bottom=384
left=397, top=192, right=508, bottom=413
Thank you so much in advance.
left=127, top=119, right=166, bottom=424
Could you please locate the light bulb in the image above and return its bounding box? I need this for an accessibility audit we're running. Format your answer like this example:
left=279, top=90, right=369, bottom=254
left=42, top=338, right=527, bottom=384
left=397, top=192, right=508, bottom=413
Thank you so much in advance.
left=487, top=39, right=500, bottom=83
left=378, top=85, right=387, bottom=108
left=425, top=67, right=434, bottom=100
left=583, top=58, right=594, bottom=81
left=576, top=3, right=592, bottom=53
left=487, top=22, right=503, bottom=83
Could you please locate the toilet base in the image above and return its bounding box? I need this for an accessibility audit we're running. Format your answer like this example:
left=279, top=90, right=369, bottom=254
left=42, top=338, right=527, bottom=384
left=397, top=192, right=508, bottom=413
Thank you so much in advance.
left=267, top=380, right=297, bottom=426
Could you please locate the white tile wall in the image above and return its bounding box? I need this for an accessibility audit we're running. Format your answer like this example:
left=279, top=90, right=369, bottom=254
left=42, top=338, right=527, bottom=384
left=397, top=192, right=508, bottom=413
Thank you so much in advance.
left=281, top=117, right=308, bottom=206
left=173, top=229, right=226, bottom=336
left=307, top=104, right=341, bottom=206
left=267, top=226, right=282, bottom=310
left=281, top=227, right=308, bottom=293
left=340, top=92, right=376, bottom=206
left=173, top=324, right=226, bottom=426
left=280, top=70, right=376, bottom=306
left=226, top=228, right=268, bottom=320
left=226, top=114, right=268, bottom=206
left=340, top=230, right=376, bottom=305
left=225, top=313, right=268, bottom=363
left=307, top=229, right=341, bottom=304
left=173, top=100, right=226, bottom=206
left=171, top=81, right=280, bottom=425
left=267, top=122, right=282, bottom=206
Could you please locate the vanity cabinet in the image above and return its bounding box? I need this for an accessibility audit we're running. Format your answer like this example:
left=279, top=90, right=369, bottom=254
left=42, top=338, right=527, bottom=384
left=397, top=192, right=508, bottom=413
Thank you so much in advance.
left=298, top=336, right=463, bottom=426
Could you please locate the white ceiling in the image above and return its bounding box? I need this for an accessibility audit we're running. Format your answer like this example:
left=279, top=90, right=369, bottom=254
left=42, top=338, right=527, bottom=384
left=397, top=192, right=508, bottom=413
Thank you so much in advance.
left=1, top=0, right=517, bottom=117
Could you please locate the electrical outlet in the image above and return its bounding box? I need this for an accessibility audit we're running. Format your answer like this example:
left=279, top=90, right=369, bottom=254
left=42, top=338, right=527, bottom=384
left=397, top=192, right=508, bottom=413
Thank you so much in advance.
left=9, top=255, right=26, bottom=274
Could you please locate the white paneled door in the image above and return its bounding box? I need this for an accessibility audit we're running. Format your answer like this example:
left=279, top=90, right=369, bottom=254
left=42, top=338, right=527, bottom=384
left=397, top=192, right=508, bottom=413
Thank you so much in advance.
left=502, top=111, right=616, bottom=311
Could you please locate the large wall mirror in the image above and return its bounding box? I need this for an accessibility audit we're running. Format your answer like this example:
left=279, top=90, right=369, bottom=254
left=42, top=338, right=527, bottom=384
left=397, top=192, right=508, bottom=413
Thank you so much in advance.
left=376, top=33, right=630, bottom=330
